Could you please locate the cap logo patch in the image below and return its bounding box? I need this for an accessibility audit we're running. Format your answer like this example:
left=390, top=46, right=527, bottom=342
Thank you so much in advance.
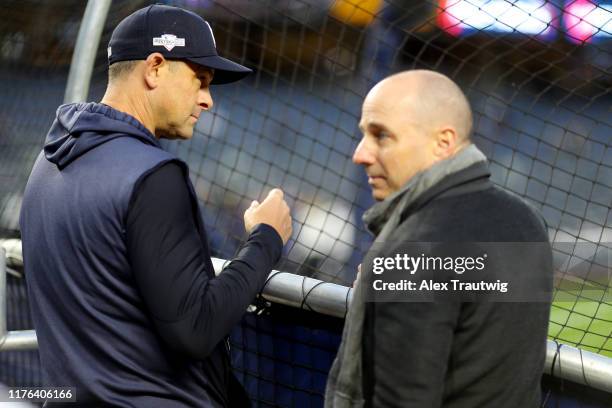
left=152, top=34, right=186, bottom=51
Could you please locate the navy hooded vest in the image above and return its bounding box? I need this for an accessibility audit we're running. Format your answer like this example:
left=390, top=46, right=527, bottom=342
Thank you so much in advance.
left=20, top=103, right=223, bottom=407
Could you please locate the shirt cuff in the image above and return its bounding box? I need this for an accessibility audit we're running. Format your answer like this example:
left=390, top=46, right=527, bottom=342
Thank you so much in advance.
left=248, top=223, right=283, bottom=264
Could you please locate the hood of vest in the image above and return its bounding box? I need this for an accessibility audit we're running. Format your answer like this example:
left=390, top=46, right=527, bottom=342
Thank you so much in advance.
left=44, top=102, right=160, bottom=169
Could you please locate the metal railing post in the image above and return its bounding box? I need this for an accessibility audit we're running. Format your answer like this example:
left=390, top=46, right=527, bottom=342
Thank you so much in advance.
left=1, top=240, right=612, bottom=392
left=63, top=0, right=112, bottom=103
left=0, top=247, right=6, bottom=340
left=0, top=244, right=37, bottom=350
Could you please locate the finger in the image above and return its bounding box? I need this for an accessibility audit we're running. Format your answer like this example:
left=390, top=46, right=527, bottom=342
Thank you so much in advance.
left=250, top=200, right=259, bottom=208
left=268, top=188, right=284, bottom=199
left=261, top=189, right=282, bottom=204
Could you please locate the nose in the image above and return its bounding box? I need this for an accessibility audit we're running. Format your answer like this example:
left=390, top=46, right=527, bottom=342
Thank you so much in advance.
left=198, top=88, right=213, bottom=111
left=352, top=138, right=375, bottom=165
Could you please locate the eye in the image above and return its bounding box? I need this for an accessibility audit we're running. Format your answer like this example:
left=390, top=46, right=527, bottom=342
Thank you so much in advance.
left=198, top=75, right=212, bottom=88
left=374, top=130, right=391, bottom=140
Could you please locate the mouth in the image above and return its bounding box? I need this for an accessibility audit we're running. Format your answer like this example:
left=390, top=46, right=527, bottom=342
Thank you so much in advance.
left=367, top=175, right=384, bottom=184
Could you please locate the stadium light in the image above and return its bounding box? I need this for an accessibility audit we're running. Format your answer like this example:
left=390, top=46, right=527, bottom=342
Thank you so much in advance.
left=437, top=0, right=557, bottom=37
left=564, top=0, right=612, bottom=43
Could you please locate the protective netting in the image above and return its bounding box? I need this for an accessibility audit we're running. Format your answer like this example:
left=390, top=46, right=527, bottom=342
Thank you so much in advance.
left=4, top=273, right=612, bottom=407
left=157, top=0, right=609, bottom=357
left=0, top=0, right=86, bottom=234
left=0, top=270, right=343, bottom=407
left=0, top=274, right=41, bottom=389
left=0, top=0, right=610, bottom=395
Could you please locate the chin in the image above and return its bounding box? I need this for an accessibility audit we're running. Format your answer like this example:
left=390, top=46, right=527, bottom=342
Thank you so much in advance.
left=177, top=130, right=194, bottom=140
left=180, top=123, right=196, bottom=139
left=159, top=129, right=194, bottom=140
left=372, top=189, right=388, bottom=201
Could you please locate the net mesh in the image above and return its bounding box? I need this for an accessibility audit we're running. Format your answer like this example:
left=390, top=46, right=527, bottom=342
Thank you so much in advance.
left=4, top=273, right=612, bottom=407
left=0, top=0, right=87, bottom=234
left=0, top=0, right=610, bottom=393
left=0, top=269, right=344, bottom=407
left=158, top=0, right=610, bottom=357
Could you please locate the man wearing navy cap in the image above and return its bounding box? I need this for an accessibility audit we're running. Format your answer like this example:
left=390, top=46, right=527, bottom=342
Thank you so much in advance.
left=20, top=5, right=291, bottom=407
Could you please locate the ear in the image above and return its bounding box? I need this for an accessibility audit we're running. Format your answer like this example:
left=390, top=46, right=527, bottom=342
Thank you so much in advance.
left=143, top=53, right=166, bottom=89
left=433, top=127, right=459, bottom=159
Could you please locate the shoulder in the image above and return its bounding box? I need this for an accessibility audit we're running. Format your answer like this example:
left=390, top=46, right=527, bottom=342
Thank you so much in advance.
left=398, top=184, right=549, bottom=242
left=485, top=185, right=548, bottom=231
left=104, top=136, right=176, bottom=161
left=88, top=137, right=182, bottom=178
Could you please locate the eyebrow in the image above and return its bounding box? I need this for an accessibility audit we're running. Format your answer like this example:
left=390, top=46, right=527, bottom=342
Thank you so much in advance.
left=359, top=121, right=388, bottom=133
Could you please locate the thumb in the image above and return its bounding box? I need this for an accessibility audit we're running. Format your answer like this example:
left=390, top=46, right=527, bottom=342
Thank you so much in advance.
left=267, top=188, right=284, bottom=200
left=250, top=200, right=260, bottom=208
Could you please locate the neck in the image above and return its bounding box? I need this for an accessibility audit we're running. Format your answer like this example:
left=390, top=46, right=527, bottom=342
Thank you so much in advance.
left=100, top=83, right=157, bottom=137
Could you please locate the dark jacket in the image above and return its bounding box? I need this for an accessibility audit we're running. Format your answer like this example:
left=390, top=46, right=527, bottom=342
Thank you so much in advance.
left=362, top=162, right=553, bottom=408
left=20, top=103, right=278, bottom=407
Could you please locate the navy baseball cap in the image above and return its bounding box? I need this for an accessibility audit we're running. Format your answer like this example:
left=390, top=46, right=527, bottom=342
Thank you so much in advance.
left=108, top=4, right=252, bottom=84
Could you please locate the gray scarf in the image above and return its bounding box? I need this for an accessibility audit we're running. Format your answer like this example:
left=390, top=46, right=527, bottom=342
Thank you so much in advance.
left=324, top=144, right=487, bottom=407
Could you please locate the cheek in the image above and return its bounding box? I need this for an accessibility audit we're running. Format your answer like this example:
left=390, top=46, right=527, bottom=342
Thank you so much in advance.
left=162, top=83, right=181, bottom=110
left=386, top=142, right=427, bottom=187
left=156, top=86, right=174, bottom=118
left=174, top=85, right=195, bottom=117
left=183, top=84, right=199, bottom=111
left=187, top=80, right=199, bottom=98
left=170, top=80, right=195, bottom=103
left=386, top=154, right=408, bottom=186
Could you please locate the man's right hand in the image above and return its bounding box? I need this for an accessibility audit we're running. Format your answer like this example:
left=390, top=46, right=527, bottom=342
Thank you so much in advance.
left=244, top=188, right=292, bottom=244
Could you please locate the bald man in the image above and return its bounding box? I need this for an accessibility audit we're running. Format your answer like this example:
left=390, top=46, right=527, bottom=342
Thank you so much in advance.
left=326, top=70, right=552, bottom=407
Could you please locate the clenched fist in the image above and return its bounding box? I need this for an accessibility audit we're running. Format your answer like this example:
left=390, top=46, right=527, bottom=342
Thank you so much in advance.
left=244, top=188, right=292, bottom=244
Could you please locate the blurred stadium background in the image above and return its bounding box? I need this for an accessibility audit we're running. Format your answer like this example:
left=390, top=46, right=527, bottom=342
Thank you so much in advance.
left=0, top=0, right=610, bottom=406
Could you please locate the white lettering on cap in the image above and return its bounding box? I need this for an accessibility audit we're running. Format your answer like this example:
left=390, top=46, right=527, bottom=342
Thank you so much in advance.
left=204, top=21, right=216, bottom=48
left=152, top=34, right=186, bottom=51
